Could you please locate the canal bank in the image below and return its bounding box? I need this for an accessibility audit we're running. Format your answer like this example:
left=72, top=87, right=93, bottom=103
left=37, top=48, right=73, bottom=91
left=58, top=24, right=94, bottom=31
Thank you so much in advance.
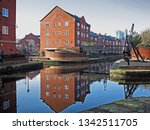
left=110, top=60, right=150, bottom=80
left=82, top=97, right=150, bottom=113
left=0, top=62, right=43, bottom=74
left=31, top=55, right=122, bottom=66
left=0, top=55, right=121, bottom=74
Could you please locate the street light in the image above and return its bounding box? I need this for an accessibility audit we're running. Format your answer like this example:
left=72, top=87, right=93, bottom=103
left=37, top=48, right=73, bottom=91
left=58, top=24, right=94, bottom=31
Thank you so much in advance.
left=26, top=39, right=29, bottom=60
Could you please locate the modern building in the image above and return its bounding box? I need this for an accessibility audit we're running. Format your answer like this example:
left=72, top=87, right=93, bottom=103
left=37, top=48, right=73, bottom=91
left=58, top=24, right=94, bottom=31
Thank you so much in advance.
left=116, top=30, right=125, bottom=40
left=40, top=6, right=91, bottom=54
left=19, top=33, right=40, bottom=55
left=0, top=0, right=19, bottom=55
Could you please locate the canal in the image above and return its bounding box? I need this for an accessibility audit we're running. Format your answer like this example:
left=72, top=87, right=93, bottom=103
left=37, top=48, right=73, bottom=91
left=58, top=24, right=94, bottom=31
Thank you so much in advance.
left=0, top=62, right=150, bottom=113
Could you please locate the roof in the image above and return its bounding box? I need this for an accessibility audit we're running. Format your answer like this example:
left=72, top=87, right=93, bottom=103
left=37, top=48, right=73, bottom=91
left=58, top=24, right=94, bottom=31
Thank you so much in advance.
left=35, top=35, right=40, bottom=39
left=99, top=34, right=116, bottom=41
left=40, top=6, right=90, bottom=25
left=90, top=31, right=98, bottom=37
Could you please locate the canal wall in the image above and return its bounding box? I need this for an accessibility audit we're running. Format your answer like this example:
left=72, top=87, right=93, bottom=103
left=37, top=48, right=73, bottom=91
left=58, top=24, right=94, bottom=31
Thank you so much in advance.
left=0, top=55, right=121, bottom=74
left=0, top=62, right=43, bottom=74
left=31, top=55, right=122, bottom=66
left=110, top=60, right=150, bottom=80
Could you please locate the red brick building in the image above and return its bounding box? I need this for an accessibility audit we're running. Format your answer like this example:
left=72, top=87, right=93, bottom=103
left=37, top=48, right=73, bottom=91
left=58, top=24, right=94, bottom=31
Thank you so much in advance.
left=40, top=6, right=91, bottom=54
left=19, top=33, right=40, bottom=55
left=40, top=6, right=124, bottom=58
left=0, top=0, right=18, bottom=55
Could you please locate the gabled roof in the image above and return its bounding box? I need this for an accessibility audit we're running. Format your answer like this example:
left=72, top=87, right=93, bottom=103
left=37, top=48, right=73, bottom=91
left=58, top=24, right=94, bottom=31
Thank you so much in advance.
left=41, top=6, right=90, bottom=25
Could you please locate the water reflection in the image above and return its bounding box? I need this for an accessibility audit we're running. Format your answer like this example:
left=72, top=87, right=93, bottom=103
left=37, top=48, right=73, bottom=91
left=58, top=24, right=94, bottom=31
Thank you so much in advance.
left=25, top=70, right=40, bottom=93
left=0, top=62, right=150, bottom=113
left=124, top=84, right=138, bottom=99
left=40, top=63, right=110, bottom=112
left=0, top=74, right=25, bottom=113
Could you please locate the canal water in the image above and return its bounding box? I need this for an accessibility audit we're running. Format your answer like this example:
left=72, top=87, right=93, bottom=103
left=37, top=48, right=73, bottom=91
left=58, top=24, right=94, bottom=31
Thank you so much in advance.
left=0, top=62, right=150, bottom=113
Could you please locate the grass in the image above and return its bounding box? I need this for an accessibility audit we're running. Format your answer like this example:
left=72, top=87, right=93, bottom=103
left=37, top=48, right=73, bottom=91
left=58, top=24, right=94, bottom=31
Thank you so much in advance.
left=110, top=69, right=126, bottom=75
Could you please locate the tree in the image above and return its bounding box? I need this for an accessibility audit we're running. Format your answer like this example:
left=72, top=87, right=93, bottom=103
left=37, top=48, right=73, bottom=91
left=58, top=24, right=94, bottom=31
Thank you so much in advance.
left=129, top=32, right=142, bottom=47
left=140, top=29, right=150, bottom=47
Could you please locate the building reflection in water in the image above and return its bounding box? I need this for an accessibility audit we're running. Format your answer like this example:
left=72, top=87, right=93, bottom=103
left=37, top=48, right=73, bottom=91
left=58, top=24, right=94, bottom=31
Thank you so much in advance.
left=0, top=73, right=27, bottom=113
left=40, top=68, right=90, bottom=113
left=40, top=63, right=110, bottom=113
left=0, top=78, right=17, bottom=113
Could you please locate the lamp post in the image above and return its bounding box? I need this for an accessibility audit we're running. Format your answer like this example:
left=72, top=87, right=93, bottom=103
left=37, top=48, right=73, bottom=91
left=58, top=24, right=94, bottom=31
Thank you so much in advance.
left=26, top=39, right=29, bottom=61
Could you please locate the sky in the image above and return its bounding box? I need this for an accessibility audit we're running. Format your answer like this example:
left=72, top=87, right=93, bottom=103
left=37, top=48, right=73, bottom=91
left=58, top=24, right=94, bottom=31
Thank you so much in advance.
left=16, top=0, right=150, bottom=38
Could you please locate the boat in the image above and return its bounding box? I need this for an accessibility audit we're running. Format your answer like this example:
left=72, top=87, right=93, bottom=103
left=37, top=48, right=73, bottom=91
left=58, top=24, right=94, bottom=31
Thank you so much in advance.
left=45, top=48, right=89, bottom=61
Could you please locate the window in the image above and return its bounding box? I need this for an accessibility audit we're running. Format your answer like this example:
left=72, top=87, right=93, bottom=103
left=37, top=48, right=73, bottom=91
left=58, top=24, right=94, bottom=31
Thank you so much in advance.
left=77, top=22, right=80, bottom=27
left=58, top=94, right=61, bottom=99
left=58, top=31, right=61, bottom=35
left=83, top=33, right=85, bottom=37
left=2, top=8, right=9, bottom=17
left=2, top=26, right=9, bottom=35
left=64, top=85, right=69, bottom=90
left=53, top=84, right=56, bottom=89
left=64, top=40, right=69, bottom=46
left=64, top=21, right=69, bottom=26
left=77, top=40, right=80, bottom=45
left=3, top=100, right=10, bottom=110
left=81, top=24, right=83, bottom=29
left=77, top=31, right=80, bottom=36
left=64, top=76, right=69, bottom=81
left=53, top=93, right=56, bottom=98
left=58, top=22, right=61, bottom=26
left=46, top=74, right=50, bottom=80
left=64, top=30, right=69, bottom=36
left=53, top=32, right=57, bottom=36
left=45, top=23, right=50, bottom=28
left=53, top=22, right=56, bottom=27
left=45, top=40, right=50, bottom=45
left=86, top=34, right=89, bottom=38
left=81, top=33, right=84, bottom=37
left=64, top=94, right=69, bottom=99
left=46, top=84, right=50, bottom=89
left=86, top=26, right=89, bottom=30
left=77, top=76, right=80, bottom=81
left=53, top=41, right=56, bottom=45
left=45, top=32, right=49, bottom=37
left=83, top=25, right=85, bottom=29
left=58, top=40, right=61, bottom=45
left=46, top=92, right=50, bottom=97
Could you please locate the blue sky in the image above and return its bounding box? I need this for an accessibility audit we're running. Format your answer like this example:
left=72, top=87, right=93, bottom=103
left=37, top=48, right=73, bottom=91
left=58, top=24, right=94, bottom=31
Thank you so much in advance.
left=16, top=0, right=150, bottom=38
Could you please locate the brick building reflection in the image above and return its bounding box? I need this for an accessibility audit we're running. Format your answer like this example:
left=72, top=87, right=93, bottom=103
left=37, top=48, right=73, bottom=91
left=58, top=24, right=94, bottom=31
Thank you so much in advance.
left=0, top=79, right=16, bottom=113
left=40, top=63, right=110, bottom=113
left=40, top=66, right=91, bottom=113
left=0, top=73, right=26, bottom=113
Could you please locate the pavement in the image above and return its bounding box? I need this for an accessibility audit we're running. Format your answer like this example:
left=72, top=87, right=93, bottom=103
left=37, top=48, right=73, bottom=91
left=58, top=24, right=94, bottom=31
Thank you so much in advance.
left=119, top=60, right=150, bottom=67
left=82, top=97, right=150, bottom=113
